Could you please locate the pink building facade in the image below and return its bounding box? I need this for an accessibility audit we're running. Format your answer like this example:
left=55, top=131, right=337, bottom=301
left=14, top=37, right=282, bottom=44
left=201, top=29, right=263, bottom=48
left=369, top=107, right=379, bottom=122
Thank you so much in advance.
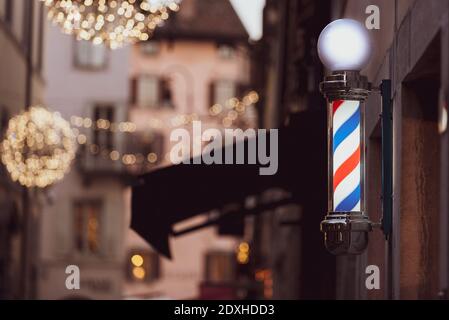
left=124, top=0, right=255, bottom=299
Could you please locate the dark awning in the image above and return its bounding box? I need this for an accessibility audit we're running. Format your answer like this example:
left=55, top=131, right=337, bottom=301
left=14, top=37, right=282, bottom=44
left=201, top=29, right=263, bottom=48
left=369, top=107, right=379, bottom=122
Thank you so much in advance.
left=131, top=108, right=327, bottom=258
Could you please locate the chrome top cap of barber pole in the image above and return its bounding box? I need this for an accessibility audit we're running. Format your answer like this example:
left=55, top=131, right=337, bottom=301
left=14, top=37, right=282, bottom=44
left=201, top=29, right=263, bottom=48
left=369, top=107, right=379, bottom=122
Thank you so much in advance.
left=320, top=71, right=372, bottom=102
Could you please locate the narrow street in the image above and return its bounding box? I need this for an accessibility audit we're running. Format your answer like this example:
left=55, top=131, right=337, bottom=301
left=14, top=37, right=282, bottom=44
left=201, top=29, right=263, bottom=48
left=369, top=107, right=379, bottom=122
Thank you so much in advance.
left=0, top=0, right=448, bottom=303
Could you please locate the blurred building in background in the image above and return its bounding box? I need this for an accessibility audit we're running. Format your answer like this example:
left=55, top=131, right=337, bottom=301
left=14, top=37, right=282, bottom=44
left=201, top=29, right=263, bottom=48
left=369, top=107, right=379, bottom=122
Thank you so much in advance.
left=33, top=0, right=255, bottom=300
left=0, top=0, right=46, bottom=299
left=37, top=23, right=131, bottom=299
left=124, top=0, right=255, bottom=299
left=249, top=0, right=334, bottom=299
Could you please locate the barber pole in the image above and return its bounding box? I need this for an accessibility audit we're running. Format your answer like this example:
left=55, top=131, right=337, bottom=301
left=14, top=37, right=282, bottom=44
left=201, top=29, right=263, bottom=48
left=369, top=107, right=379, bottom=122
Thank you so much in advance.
left=320, top=93, right=370, bottom=255
left=331, top=100, right=361, bottom=212
left=318, top=19, right=375, bottom=255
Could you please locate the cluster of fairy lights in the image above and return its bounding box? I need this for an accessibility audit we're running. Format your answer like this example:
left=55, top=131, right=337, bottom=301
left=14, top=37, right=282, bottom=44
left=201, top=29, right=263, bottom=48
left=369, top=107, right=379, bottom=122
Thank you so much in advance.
left=42, top=0, right=181, bottom=49
left=71, top=91, right=259, bottom=167
left=1, top=107, right=77, bottom=188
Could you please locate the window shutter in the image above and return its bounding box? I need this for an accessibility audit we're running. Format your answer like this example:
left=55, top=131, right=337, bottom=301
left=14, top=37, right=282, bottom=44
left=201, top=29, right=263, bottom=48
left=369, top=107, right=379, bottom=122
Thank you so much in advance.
left=93, top=106, right=100, bottom=147
left=106, top=107, right=114, bottom=150
left=75, top=40, right=90, bottom=67
left=159, top=77, right=173, bottom=108
left=130, top=77, right=138, bottom=105
left=0, top=107, right=9, bottom=136
left=91, top=44, right=106, bottom=68
left=209, top=82, right=216, bottom=107
left=158, top=78, right=164, bottom=106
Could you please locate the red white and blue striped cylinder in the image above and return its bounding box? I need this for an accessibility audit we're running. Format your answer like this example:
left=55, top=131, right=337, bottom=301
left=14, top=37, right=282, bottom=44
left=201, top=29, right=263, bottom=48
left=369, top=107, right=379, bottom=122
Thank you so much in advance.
left=330, top=99, right=362, bottom=212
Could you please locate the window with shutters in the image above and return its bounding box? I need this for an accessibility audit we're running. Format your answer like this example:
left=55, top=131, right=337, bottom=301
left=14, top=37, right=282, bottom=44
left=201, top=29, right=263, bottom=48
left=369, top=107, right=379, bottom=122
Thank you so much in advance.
left=74, top=40, right=108, bottom=70
left=132, top=75, right=173, bottom=109
left=93, top=104, right=115, bottom=152
left=73, top=200, right=103, bottom=256
left=137, top=75, right=159, bottom=108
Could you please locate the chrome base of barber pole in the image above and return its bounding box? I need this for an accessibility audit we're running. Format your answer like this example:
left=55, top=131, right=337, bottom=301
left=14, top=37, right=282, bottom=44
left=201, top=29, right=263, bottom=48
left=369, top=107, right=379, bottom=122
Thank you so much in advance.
left=320, top=212, right=373, bottom=255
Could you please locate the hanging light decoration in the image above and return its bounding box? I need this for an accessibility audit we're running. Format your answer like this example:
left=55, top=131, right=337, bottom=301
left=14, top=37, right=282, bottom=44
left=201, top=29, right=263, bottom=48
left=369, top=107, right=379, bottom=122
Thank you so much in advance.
left=1, top=106, right=77, bottom=188
left=42, top=0, right=181, bottom=49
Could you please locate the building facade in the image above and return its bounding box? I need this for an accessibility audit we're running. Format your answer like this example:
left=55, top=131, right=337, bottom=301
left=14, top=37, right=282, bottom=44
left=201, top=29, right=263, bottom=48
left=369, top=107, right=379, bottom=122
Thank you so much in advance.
left=35, top=0, right=254, bottom=300
left=0, top=0, right=46, bottom=299
left=37, top=22, right=131, bottom=300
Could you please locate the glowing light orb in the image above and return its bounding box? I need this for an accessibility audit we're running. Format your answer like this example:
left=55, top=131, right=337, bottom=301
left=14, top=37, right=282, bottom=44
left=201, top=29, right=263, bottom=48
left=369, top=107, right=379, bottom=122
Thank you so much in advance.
left=1, top=106, right=77, bottom=188
left=318, top=19, right=372, bottom=71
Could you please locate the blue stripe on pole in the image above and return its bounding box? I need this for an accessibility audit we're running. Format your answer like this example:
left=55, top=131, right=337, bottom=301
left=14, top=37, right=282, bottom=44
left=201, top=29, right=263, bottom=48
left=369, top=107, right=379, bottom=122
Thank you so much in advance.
left=333, top=106, right=360, bottom=153
left=335, top=184, right=361, bottom=212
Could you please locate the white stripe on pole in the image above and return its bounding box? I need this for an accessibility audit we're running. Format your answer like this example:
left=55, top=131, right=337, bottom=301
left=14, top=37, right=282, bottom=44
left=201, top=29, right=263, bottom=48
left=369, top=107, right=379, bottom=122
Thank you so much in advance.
left=333, top=124, right=360, bottom=174
left=333, top=100, right=359, bottom=133
left=334, top=163, right=361, bottom=210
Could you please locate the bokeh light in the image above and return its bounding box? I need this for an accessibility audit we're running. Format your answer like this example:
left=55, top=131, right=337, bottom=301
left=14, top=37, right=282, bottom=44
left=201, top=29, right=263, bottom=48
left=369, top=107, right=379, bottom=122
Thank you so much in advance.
left=1, top=106, right=77, bottom=188
left=131, top=254, right=144, bottom=267
left=42, top=0, right=182, bottom=49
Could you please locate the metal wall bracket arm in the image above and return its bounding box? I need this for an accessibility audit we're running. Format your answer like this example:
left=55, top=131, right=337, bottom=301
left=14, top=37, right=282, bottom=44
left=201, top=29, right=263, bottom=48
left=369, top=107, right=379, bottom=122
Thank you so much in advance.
left=380, top=79, right=393, bottom=239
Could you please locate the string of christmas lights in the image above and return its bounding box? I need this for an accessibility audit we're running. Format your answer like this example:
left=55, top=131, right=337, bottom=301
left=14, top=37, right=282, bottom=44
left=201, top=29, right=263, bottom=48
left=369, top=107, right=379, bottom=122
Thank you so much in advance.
left=69, top=91, right=259, bottom=133
left=72, top=91, right=259, bottom=167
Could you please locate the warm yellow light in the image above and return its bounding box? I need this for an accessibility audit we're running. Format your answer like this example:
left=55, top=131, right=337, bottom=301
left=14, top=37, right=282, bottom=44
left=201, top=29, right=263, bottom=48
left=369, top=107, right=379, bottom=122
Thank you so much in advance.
left=1, top=106, right=76, bottom=188
left=239, top=242, right=250, bottom=253
left=77, top=134, right=87, bottom=145
left=110, top=150, right=120, bottom=161
left=131, top=254, right=144, bottom=267
left=147, top=152, right=158, bottom=163
left=132, top=266, right=146, bottom=280
left=247, top=91, right=260, bottom=104
left=222, top=117, right=232, bottom=128
left=237, top=252, right=249, bottom=264
left=122, top=154, right=137, bottom=165
left=237, top=242, right=250, bottom=264
left=42, top=0, right=182, bottom=49
left=209, top=104, right=222, bottom=116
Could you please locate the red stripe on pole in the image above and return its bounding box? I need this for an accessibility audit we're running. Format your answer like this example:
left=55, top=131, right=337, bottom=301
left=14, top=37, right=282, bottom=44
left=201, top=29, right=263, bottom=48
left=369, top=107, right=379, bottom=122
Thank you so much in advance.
left=332, top=100, right=345, bottom=114
left=333, top=146, right=360, bottom=191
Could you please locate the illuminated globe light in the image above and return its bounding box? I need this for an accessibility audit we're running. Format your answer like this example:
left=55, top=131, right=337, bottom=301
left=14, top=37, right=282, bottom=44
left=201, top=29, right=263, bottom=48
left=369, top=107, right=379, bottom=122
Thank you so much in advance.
left=41, top=0, right=181, bottom=49
left=1, top=106, right=77, bottom=188
left=317, top=19, right=373, bottom=72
